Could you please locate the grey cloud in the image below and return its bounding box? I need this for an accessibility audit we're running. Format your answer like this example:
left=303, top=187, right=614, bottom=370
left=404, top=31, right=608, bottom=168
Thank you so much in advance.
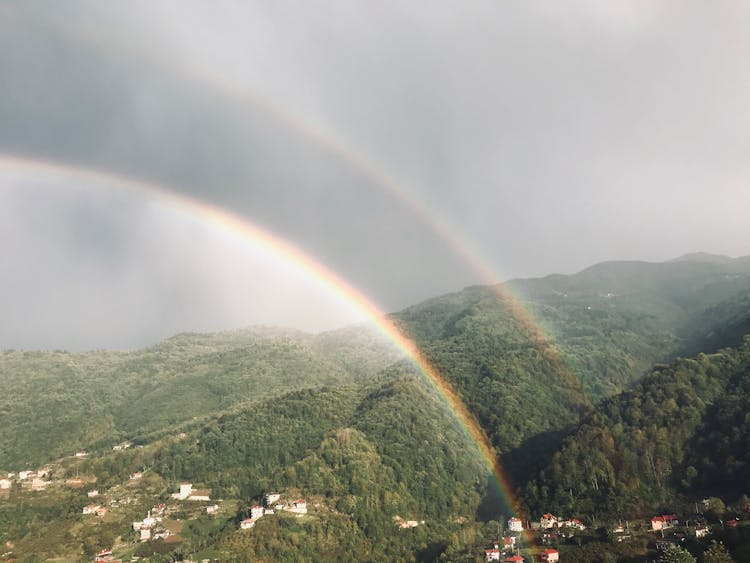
left=1, top=1, right=749, bottom=348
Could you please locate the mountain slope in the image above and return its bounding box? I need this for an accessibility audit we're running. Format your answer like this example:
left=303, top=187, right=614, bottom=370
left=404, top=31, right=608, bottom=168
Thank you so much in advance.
left=525, top=338, right=750, bottom=517
left=0, top=326, right=401, bottom=470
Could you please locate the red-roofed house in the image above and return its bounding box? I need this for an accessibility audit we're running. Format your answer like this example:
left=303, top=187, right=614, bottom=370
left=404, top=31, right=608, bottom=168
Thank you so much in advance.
left=506, top=556, right=524, bottom=563
left=541, top=548, right=559, bottom=562
left=651, top=515, right=678, bottom=531
left=485, top=548, right=501, bottom=561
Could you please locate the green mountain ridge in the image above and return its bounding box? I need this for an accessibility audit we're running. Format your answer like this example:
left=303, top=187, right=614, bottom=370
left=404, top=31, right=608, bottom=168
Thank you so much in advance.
left=3, top=254, right=750, bottom=560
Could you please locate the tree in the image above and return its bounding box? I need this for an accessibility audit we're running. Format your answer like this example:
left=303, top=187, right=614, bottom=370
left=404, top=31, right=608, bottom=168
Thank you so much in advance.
left=702, top=541, right=734, bottom=563
left=658, top=545, right=696, bottom=563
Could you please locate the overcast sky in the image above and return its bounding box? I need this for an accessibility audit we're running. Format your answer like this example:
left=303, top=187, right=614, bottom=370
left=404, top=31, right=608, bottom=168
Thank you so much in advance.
left=1, top=1, right=749, bottom=349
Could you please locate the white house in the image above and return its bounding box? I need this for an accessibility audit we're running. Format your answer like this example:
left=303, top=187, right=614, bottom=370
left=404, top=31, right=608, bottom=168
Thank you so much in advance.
left=288, top=499, right=307, bottom=515
left=250, top=506, right=265, bottom=519
left=540, top=513, right=558, bottom=529
left=240, top=518, right=256, bottom=529
left=485, top=548, right=501, bottom=561
left=508, top=517, right=523, bottom=532
left=541, top=549, right=559, bottom=562
left=206, top=504, right=220, bottom=515
left=140, top=528, right=151, bottom=541
left=31, top=478, right=49, bottom=491
left=171, top=483, right=192, bottom=500
left=0, top=479, right=12, bottom=489
left=695, top=526, right=710, bottom=538
left=87, top=490, right=99, bottom=498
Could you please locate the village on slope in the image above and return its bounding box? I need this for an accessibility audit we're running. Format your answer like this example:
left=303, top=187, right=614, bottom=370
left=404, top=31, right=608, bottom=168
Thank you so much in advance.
left=483, top=504, right=747, bottom=562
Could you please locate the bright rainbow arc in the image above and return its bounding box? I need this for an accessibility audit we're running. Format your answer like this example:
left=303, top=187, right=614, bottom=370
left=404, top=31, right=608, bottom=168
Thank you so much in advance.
left=62, top=18, right=592, bottom=420
left=129, top=42, right=593, bottom=413
left=0, top=154, right=526, bottom=521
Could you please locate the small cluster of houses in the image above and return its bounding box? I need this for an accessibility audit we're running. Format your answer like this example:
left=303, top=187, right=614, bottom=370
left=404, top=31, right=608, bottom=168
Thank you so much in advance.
left=483, top=537, right=516, bottom=561
left=0, top=467, right=53, bottom=492
left=239, top=492, right=307, bottom=530
left=483, top=538, right=560, bottom=562
left=132, top=503, right=171, bottom=542
left=482, top=514, right=586, bottom=561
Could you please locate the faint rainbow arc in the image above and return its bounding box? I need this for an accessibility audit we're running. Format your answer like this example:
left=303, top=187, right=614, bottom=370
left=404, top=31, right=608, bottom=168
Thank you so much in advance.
left=139, top=53, right=592, bottom=408
left=54, top=21, right=590, bottom=410
left=0, top=153, right=525, bottom=519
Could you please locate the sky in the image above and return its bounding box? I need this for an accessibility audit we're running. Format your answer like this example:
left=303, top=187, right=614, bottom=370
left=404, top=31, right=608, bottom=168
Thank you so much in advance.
left=1, top=1, right=749, bottom=350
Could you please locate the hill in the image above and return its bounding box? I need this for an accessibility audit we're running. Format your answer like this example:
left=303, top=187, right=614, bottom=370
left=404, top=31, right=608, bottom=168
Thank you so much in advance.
left=525, top=338, right=750, bottom=518
left=0, top=325, right=401, bottom=470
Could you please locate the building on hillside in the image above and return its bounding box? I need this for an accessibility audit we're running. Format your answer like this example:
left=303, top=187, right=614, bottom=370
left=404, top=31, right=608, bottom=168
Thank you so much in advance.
left=83, top=504, right=101, bottom=515
left=171, top=483, right=192, bottom=500
left=31, top=478, right=49, bottom=491
left=0, top=478, right=12, bottom=489
left=250, top=506, right=265, bottom=520
left=651, top=514, right=678, bottom=531
left=540, top=513, right=558, bottom=529
left=695, top=526, right=710, bottom=538
left=265, top=492, right=281, bottom=506
left=505, top=555, right=524, bottom=563
left=87, top=489, right=99, bottom=498
left=140, top=528, right=151, bottom=541
left=485, top=547, right=501, bottom=561
left=508, top=517, right=523, bottom=532
left=74, top=451, right=88, bottom=458
left=206, top=504, right=220, bottom=515
left=541, top=548, right=559, bottom=562
left=188, top=488, right=210, bottom=501
left=240, top=518, right=256, bottom=529
left=503, top=537, right=516, bottom=552
left=560, top=518, right=586, bottom=530
left=288, top=499, right=307, bottom=515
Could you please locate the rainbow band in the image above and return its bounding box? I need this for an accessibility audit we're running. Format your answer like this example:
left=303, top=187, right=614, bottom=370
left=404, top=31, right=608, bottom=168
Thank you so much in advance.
left=0, top=154, right=526, bottom=522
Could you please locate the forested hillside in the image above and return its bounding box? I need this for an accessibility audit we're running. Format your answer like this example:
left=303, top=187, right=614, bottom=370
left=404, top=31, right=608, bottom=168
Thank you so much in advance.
left=2, top=255, right=750, bottom=560
left=392, top=255, right=750, bottom=482
left=525, top=338, right=750, bottom=517
left=0, top=326, right=400, bottom=469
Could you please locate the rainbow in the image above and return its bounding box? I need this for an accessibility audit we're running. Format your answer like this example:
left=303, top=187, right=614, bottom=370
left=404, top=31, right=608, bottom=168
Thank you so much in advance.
left=104, top=37, right=591, bottom=409
left=0, top=154, right=529, bottom=521
left=52, top=19, right=591, bottom=412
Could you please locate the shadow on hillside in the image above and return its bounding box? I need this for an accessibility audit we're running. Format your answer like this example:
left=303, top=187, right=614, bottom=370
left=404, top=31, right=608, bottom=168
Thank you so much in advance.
left=476, top=428, right=573, bottom=522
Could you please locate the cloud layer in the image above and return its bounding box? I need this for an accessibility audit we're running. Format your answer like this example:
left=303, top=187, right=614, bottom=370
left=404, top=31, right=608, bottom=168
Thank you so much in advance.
left=1, top=2, right=749, bottom=348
